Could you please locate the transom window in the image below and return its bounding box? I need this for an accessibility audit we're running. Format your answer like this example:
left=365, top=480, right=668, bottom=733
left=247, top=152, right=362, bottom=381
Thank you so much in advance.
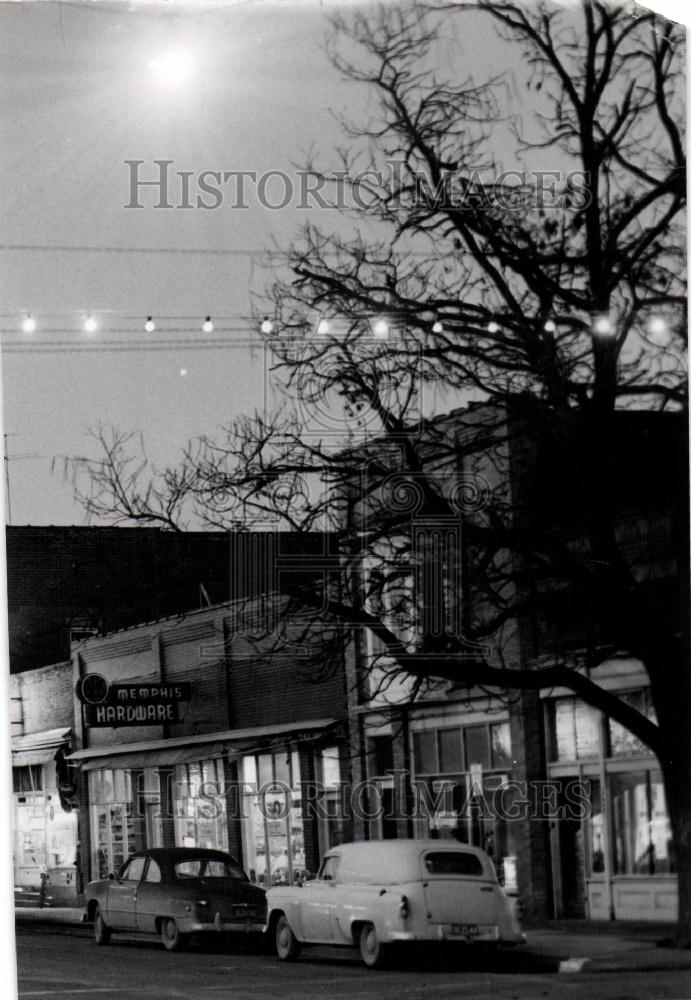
left=412, top=722, right=511, bottom=775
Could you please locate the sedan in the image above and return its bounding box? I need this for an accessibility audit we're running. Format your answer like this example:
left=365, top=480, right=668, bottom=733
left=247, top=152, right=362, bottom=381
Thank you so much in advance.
left=84, top=847, right=267, bottom=951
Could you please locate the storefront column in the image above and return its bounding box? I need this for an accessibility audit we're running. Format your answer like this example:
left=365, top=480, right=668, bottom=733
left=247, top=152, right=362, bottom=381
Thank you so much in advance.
left=76, top=768, right=91, bottom=894
left=298, top=746, right=321, bottom=874
left=159, top=769, right=176, bottom=849
left=336, top=741, right=354, bottom=843
left=391, top=713, right=414, bottom=838
left=223, top=759, right=244, bottom=864
left=509, top=690, right=552, bottom=922
left=597, top=712, right=615, bottom=920
left=349, top=718, right=369, bottom=841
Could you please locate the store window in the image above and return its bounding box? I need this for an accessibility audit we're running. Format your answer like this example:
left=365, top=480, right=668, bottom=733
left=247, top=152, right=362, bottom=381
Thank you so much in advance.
left=608, top=690, right=657, bottom=757
left=409, top=723, right=515, bottom=877
left=174, top=759, right=228, bottom=852
left=241, top=749, right=305, bottom=886
left=13, top=765, right=43, bottom=794
left=611, top=771, right=674, bottom=875
left=547, top=697, right=600, bottom=761
left=89, top=769, right=142, bottom=879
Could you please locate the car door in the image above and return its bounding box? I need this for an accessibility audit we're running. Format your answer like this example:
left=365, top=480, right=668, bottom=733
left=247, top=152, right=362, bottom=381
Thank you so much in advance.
left=107, top=856, right=146, bottom=931
left=135, top=856, right=164, bottom=934
left=296, top=854, right=340, bottom=943
left=421, top=850, right=498, bottom=933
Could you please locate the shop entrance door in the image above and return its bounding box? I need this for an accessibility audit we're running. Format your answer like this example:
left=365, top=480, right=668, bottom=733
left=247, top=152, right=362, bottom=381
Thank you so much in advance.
left=555, top=788, right=586, bottom=918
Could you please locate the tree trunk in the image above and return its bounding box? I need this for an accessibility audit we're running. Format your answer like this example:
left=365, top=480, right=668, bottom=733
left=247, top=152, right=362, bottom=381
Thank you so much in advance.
left=661, top=741, right=691, bottom=947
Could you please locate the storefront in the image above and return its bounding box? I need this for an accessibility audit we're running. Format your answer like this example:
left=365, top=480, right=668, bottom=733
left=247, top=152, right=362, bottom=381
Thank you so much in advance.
left=12, top=727, right=79, bottom=905
left=543, top=663, right=677, bottom=922
left=362, top=702, right=520, bottom=892
left=69, top=596, right=351, bottom=891
left=69, top=723, right=347, bottom=886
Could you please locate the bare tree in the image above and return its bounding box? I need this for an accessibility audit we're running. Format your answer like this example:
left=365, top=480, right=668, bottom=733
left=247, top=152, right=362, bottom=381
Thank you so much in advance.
left=66, top=1, right=688, bottom=940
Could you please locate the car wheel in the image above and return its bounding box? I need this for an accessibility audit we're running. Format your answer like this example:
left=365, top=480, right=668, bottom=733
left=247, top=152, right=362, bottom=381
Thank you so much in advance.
left=359, top=922, right=389, bottom=969
left=160, top=917, right=190, bottom=952
left=93, top=905, right=111, bottom=946
left=275, top=914, right=301, bottom=961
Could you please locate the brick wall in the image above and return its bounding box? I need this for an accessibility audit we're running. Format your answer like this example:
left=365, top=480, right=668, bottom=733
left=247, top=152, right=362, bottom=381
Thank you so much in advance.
left=10, top=660, right=73, bottom=737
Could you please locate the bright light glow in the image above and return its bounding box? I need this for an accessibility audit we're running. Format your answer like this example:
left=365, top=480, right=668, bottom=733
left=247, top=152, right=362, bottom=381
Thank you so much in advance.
left=648, top=316, right=671, bottom=346
left=144, top=316, right=156, bottom=333
left=260, top=317, right=274, bottom=335
left=487, top=320, right=499, bottom=334
left=202, top=316, right=214, bottom=334
left=543, top=319, right=556, bottom=333
left=373, top=319, right=389, bottom=338
left=180, top=368, right=188, bottom=377
left=317, top=318, right=330, bottom=335
left=21, top=314, right=36, bottom=334
left=84, top=315, right=98, bottom=334
left=432, top=320, right=443, bottom=334
left=593, top=314, right=613, bottom=336
left=148, top=49, right=195, bottom=89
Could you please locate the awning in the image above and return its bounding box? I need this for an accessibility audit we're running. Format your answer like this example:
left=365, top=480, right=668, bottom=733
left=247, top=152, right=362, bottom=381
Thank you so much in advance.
left=12, top=727, right=71, bottom=768
left=66, top=718, right=339, bottom=771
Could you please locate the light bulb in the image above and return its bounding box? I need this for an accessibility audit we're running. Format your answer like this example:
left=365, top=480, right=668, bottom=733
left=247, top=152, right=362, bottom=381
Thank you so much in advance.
left=373, top=319, right=389, bottom=338
left=202, top=316, right=214, bottom=334
left=144, top=316, right=156, bottom=333
left=148, top=49, right=195, bottom=89
left=84, top=315, right=98, bottom=334
left=593, top=314, right=613, bottom=336
left=543, top=319, right=556, bottom=333
left=317, top=318, right=330, bottom=335
left=260, top=317, right=274, bottom=335
left=432, top=320, right=443, bottom=334
left=487, top=320, right=499, bottom=334
left=21, top=314, right=37, bottom=334
left=648, top=316, right=670, bottom=346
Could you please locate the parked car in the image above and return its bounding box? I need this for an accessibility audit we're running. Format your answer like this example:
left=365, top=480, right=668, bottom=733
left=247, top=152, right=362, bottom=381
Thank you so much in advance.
left=84, top=847, right=267, bottom=951
left=265, top=839, right=526, bottom=968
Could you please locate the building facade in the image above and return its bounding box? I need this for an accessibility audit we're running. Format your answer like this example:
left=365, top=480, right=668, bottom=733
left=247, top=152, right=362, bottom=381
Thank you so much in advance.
left=67, top=596, right=351, bottom=893
left=10, top=661, right=79, bottom=904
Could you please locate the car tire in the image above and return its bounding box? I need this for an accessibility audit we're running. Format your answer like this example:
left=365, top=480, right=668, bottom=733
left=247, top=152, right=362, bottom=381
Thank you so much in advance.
left=359, top=922, right=390, bottom=969
left=160, top=917, right=190, bottom=952
left=275, top=914, right=301, bottom=961
left=93, top=905, right=111, bottom=946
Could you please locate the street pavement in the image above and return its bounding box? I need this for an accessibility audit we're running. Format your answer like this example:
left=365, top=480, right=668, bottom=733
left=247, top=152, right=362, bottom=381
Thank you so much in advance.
left=9, top=915, right=691, bottom=1000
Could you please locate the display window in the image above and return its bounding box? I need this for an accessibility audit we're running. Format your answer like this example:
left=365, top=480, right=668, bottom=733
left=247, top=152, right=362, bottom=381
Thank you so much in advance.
left=240, top=749, right=305, bottom=885
left=88, top=767, right=162, bottom=878
left=173, top=759, right=228, bottom=851
left=611, top=770, right=674, bottom=875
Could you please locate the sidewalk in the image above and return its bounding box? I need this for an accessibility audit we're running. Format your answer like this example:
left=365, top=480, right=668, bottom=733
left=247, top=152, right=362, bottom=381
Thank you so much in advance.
left=14, top=906, right=691, bottom=973
left=524, top=921, right=691, bottom=973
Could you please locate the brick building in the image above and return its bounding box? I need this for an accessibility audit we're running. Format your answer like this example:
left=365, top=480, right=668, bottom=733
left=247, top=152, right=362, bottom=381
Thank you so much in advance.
left=343, top=401, right=685, bottom=923
left=66, top=595, right=350, bottom=894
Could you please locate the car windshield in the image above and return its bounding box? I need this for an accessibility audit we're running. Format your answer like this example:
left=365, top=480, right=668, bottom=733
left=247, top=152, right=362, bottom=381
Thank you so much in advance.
left=174, top=858, right=246, bottom=880
left=423, top=851, right=484, bottom=876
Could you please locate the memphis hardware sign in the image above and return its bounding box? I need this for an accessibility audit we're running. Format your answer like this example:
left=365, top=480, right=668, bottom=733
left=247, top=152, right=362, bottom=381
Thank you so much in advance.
left=77, top=674, right=193, bottom=727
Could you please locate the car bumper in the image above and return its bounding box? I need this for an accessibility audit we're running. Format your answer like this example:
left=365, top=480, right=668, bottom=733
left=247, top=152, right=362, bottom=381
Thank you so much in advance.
left=182, top=912, right=265, bottom=935
left=387, top=925, right=525, bottom=945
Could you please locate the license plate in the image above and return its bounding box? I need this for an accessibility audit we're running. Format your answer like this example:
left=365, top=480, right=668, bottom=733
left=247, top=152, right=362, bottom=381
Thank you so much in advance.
left=451, top=923, right=479, bottom=938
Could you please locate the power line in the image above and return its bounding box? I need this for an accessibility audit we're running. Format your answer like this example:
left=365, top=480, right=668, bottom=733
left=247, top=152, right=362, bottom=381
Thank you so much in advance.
left=0, top=244, right=278, bottom=257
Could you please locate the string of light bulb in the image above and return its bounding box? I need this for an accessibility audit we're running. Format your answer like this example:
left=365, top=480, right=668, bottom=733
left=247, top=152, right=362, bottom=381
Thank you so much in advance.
left=10, top=311, right=672, bottom=345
